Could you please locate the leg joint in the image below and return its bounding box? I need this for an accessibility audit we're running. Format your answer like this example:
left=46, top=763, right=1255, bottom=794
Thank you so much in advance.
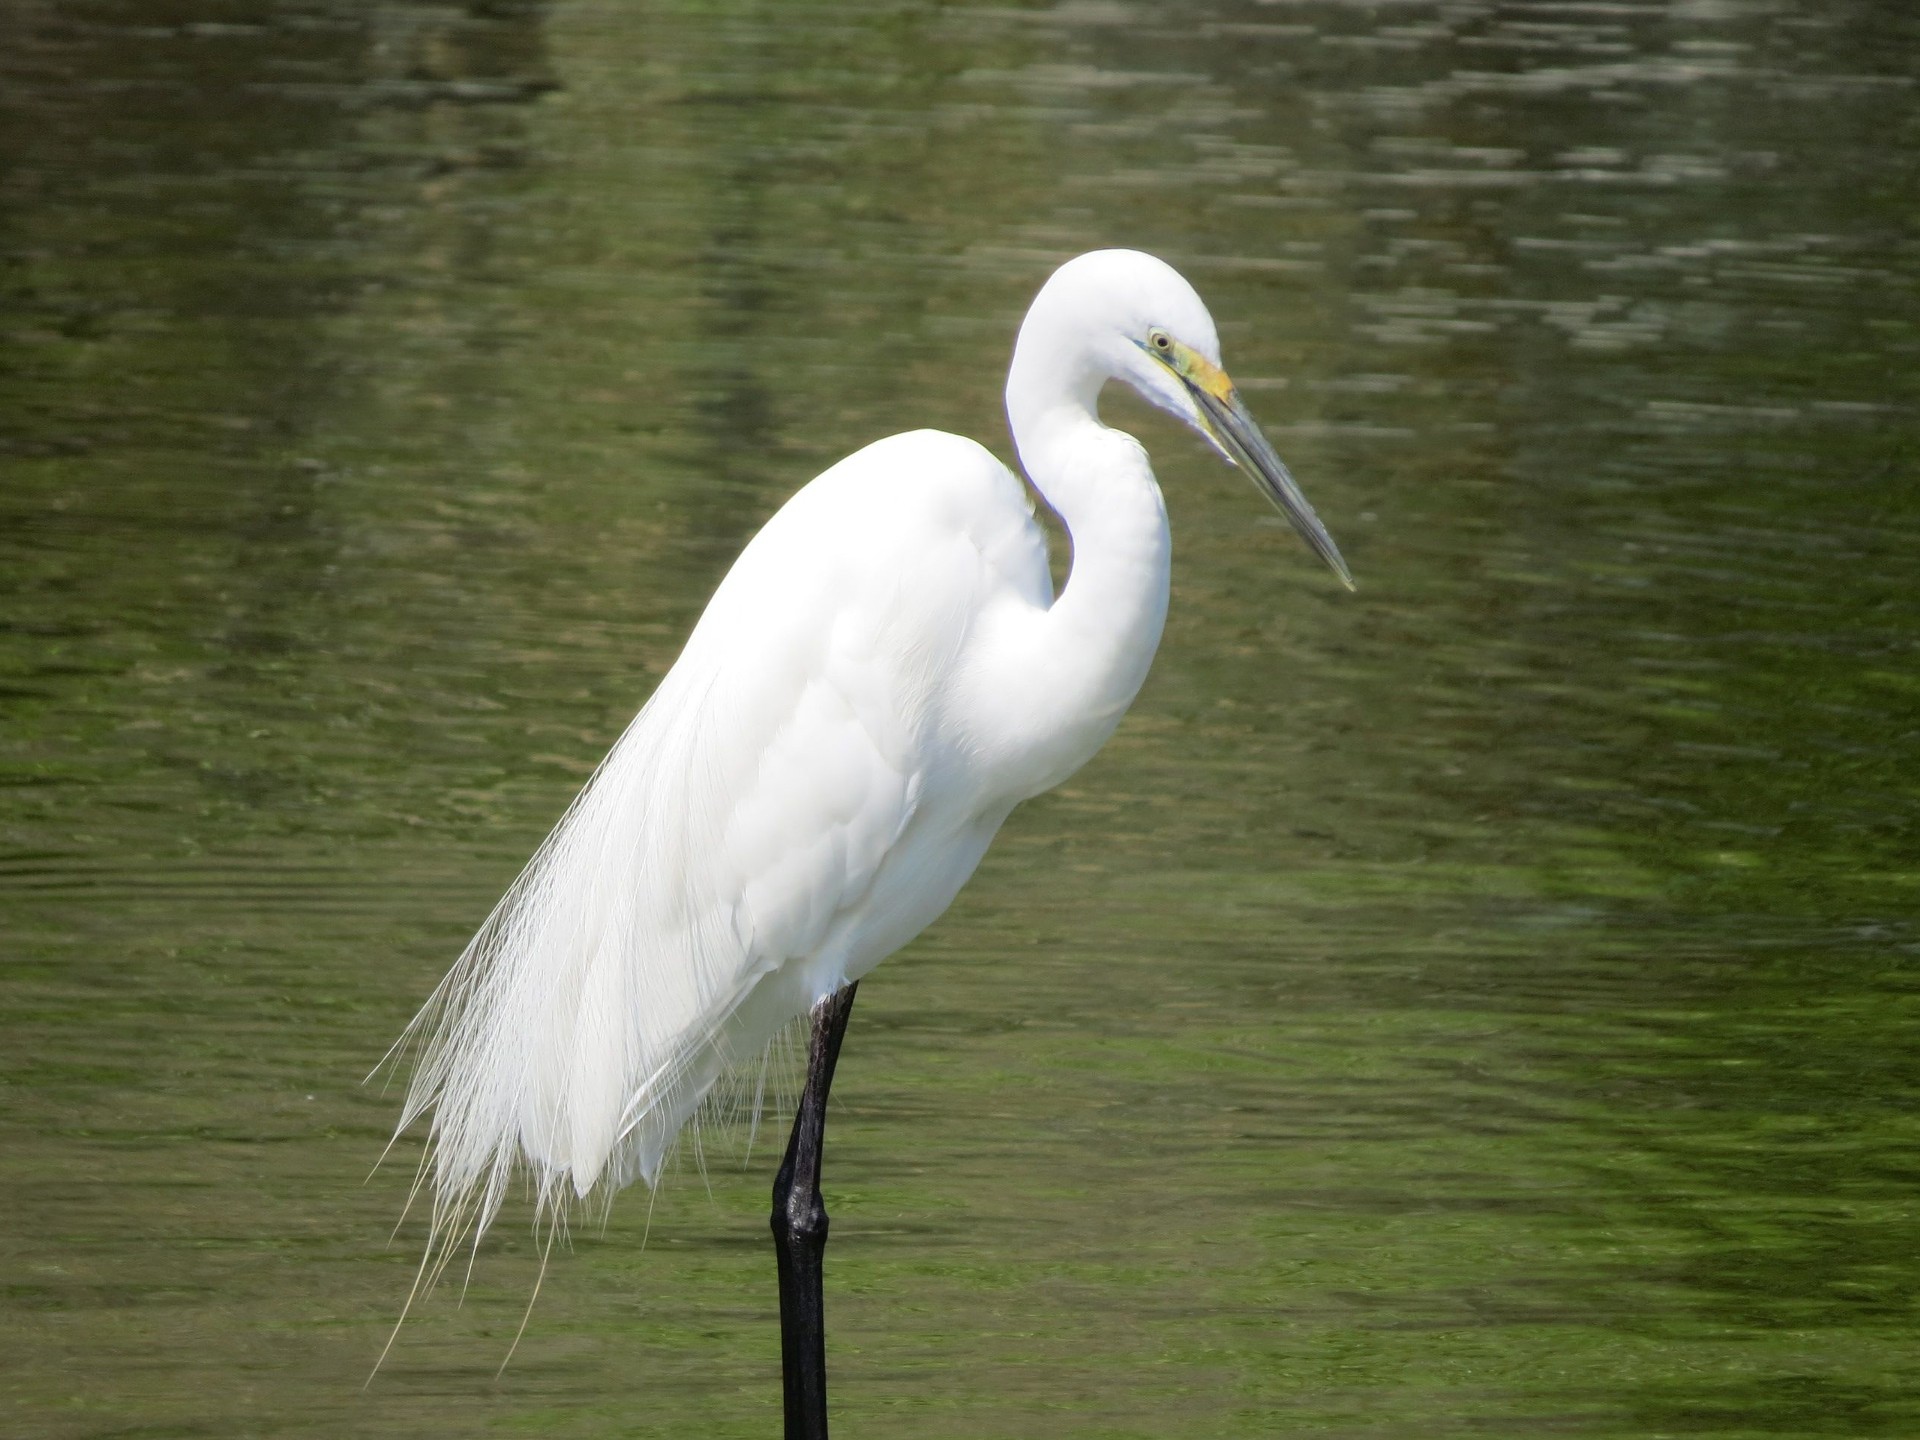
left=773, top=1191, right=829, bottom=1247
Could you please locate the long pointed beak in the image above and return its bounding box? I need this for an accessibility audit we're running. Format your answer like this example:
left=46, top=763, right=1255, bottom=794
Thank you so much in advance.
left=1145, top=333, right=1354, bottom=589
left=1188, top=380, right=1354, bottom=590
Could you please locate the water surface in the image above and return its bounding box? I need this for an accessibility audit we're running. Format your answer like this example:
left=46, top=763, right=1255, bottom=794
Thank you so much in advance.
left=2, top=1, right=1916, bottom=1436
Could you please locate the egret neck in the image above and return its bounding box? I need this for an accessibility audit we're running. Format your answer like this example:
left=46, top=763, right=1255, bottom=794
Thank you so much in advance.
left=987, top=322, right=1173, bottom=799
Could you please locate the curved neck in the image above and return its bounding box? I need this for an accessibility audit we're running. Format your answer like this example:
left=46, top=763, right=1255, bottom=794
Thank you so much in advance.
left=982, top=317, right=1172, bottom=795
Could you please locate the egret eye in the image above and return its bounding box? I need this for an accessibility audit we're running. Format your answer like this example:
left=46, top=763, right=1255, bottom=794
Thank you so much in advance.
left=1150, top=330, right=1172, bottom=352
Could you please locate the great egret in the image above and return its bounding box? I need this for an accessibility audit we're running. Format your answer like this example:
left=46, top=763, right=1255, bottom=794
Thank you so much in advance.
left=388, top=249, right=1352, bottom=1435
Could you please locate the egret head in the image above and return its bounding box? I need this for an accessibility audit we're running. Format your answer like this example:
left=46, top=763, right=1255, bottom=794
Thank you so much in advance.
left=1018, top=249, right=1354, bottom=590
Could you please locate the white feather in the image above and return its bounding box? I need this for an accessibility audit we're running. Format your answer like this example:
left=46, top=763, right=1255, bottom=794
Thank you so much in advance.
left=393, top=430, right=1053, bottom=1252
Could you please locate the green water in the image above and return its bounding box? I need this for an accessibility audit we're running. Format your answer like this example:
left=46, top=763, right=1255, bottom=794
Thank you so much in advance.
left=3, top=1, right=1917, bottom=1435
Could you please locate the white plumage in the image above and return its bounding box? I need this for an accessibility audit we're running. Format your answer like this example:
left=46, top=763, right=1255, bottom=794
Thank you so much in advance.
left=391, top=249, right=1350, bottom=1265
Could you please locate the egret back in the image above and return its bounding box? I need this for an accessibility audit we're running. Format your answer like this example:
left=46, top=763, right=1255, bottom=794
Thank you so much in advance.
left=392, top=430, right=1053, bottom=1253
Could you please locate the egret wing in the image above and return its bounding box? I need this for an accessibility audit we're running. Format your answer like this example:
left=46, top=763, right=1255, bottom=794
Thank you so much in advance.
left=393, top=434, right=1028, bottom=1248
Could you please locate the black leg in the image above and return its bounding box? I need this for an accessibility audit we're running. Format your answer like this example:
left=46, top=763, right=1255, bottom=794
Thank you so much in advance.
left=771, top=982, right=858, bottom=1440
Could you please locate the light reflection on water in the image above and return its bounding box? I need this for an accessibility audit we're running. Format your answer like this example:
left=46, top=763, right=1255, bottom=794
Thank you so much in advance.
left=1, top=2, right=1915, bottom=1436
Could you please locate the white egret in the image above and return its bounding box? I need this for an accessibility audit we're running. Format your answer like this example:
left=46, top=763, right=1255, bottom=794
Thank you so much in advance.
left=388, top=249, right=1351, bottom=1433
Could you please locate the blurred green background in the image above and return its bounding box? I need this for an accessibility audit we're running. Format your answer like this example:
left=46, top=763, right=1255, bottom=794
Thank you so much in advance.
left=2, top=1, right=1916, bottom=1435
